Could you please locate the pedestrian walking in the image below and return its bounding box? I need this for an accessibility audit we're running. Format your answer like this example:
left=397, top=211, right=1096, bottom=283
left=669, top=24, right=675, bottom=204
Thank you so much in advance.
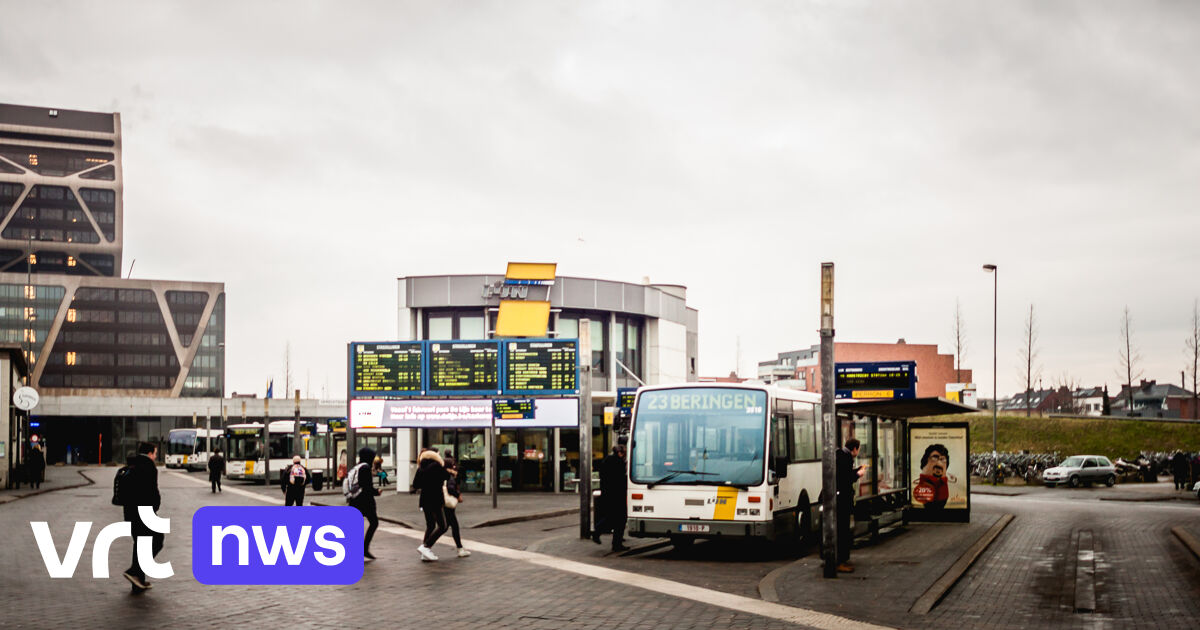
left=411, top=448, right=449, bottom=561
left=281, top=455, right=309, bottom=506
left=592, top=443, right=629, bottom=552
left=207, top=449, right=224, bottom=493
left=373, top=454, right=388, bottom=486
left=442, top=451, right=469, bottom=558
left=28, top=445, right=45, bottom=490
left=1171, top=451, right=1190, bottom=490
left=346, top=447, right=381, bottom=560
left=835, top=438, right=866, bottom=573
left=121, top=442, right=164, bottom=594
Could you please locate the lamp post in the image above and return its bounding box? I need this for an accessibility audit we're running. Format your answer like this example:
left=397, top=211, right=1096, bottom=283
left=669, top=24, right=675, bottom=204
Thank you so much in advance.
left=216, top=342, right=225, bottom=455
left=982, top=264, right=997, bottom=484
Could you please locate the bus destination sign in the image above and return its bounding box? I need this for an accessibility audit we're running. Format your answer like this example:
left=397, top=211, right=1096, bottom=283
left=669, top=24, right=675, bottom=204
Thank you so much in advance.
left=352, top=342, right=424, bottom=395
left=428, top=341, right=501, bottom=394
left=504, top=340, right=578, bottom=395
left=492, top=398, right=535, bottom=420
left=834, top=361, right=917, bottom=400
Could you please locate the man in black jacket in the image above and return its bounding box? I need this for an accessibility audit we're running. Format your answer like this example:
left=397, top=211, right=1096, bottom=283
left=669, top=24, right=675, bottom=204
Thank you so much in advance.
left=835, top=438, right=866, bottom=573
left=593, top=443, right=629, bottom=552
left=122, top=441, right=163, bottom=593
left=348, top=447, right=382, bottom=560
left=281, top=455, right=310, bottom=506
left=208, top=449, right=225, bottom=493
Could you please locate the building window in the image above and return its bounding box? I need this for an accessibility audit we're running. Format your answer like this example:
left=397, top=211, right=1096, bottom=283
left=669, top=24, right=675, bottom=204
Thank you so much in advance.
left=423, top=310, right=489, bottom=340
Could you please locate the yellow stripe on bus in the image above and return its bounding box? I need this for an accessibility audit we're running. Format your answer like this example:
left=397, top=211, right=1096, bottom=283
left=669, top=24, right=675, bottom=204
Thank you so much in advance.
left=713, top=486, right=739, bottom=521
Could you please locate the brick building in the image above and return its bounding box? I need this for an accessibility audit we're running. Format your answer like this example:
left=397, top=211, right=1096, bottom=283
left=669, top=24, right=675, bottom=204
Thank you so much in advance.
left=760, top=339, right=972, bottom=399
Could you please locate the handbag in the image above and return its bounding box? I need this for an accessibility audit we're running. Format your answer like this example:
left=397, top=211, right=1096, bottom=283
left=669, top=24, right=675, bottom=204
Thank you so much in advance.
left=443, top=481, right=459, bottom=509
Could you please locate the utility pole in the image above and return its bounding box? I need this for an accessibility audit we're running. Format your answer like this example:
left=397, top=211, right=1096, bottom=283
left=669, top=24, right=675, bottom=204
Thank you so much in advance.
left=820, top=263, right=838, bottom=579
left=263, top=398, right=270, bottom=486
left=293, top=389, right=302, bottom=460
left=578, top=319, right=593, bottom=539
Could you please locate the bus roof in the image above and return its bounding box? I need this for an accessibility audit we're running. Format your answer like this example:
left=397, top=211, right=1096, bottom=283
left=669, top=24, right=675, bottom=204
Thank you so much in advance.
left=635, top=382, right=821, bottom=403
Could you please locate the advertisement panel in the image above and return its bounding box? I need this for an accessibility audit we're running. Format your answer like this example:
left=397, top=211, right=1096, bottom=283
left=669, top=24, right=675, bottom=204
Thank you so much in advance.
left=350, top=398, right=578, bottom=429
left=907, top=422, right=970, bottom=522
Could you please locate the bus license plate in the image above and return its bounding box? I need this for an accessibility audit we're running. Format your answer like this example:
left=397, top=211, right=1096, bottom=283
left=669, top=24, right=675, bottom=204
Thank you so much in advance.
left=679, top=524, right=710, bottom=533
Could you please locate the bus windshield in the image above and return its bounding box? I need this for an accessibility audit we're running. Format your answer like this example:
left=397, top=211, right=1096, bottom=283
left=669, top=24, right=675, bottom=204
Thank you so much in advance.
left=631, top=388, right=768, bottom=487
left=166, top=430, right=197, bottom=455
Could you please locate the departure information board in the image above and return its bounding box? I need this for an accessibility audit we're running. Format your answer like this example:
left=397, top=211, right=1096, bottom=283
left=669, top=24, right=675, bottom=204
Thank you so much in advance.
left=428, top=341, right=501, bottom=394
left=492, top=398, right=535, bottom=420
left=352, top=342, right=424, bottom=395
left=504, top=340, right=578, bottom=395
left=617, top=387, right=637, bottom=410
left=834, top=361, right=917, bottom=400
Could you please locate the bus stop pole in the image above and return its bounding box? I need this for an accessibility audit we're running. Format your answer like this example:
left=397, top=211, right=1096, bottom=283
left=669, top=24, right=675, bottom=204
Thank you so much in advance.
left=578, top=319, right=593, bottom=539
left=263, top=398, right=270, bottom=486
left=820, top=263, right=838, bottom=578
left=293, top=389, right=302, bottom=460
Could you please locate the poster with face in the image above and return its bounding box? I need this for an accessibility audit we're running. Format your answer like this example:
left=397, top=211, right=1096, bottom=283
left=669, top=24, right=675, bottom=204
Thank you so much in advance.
left=909, top=424, right=968, bottom=511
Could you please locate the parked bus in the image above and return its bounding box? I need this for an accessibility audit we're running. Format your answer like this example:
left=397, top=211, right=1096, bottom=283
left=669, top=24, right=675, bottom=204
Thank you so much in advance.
left=625, top=383, right=823, bottom=546
left=224, top=421, right=395, bottom=485
left=164, top=428, right=225, bottom=471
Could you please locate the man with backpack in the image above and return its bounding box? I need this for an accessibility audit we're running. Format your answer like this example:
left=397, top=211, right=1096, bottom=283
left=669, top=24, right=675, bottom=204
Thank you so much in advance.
left=116, top=442, right=163, bottom=593
left=345, top=447, right=381, bottom=560
left=281, top=455, right=309, bottom=506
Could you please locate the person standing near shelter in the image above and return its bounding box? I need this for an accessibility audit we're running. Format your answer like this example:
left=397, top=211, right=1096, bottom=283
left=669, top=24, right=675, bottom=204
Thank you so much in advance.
left=28, top=445, right=45, bottom=489
left=281, top=455, right=309, bottom=506
left=208, top=449, right=225, bottom=493
left=347, top=447, right=381, bottom=560
left=412, top=448, right=450, bottom=561
left=592, top=443, right=629, bottom=552
left=122, top=442, right=164, bottom=593
left=835, top=438, right=866, bottom=573
left=1171, top=450, right=1190, bottom=490
left=442, top=450, right=469, bottom=558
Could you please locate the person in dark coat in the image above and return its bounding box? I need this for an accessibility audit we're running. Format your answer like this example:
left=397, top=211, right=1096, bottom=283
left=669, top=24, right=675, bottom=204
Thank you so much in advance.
left=280, top=455, right=310, bottom=506
left=1171, top=451, right=1190, bottom=490
left=348, top=447, right=381, bottom=560
left=122, top=441, right=164, bottom=593
left=442, top=451, right=469, bottom=558
left=411, top=448, right=450, bottom=561
left=835, top=438, right=866, bottom=573
left=28, top=445, right=45, bottom=489
left=207, top=449, right=225, bottom=493
left=592, top=444, right=629, bottom=551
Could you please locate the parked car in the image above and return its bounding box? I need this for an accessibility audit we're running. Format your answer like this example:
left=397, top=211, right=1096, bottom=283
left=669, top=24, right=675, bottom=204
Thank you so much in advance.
left=1042, top=455, right=1117, bottom=488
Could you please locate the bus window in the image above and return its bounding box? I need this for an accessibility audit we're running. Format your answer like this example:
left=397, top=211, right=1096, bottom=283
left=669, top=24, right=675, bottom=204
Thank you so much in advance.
left=791, top=402, right=816, bottom=462
left=771, top=413, right=790, bottom=477
left=167, top=430, right=196, bottom=456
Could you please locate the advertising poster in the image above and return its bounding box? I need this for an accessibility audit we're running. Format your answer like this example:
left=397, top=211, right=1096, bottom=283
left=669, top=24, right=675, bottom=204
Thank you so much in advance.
left=908, top=422, right=970, bottom=522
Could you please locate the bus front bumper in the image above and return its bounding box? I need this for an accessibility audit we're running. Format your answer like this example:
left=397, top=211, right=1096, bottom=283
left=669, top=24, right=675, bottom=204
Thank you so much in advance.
left=627, top=517, right=776, bottom=540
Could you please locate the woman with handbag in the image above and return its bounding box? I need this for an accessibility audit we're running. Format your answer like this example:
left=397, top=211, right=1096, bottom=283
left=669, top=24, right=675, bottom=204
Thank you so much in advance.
left=442, top=451, right=470, bottom=558
left=411, top=448, right=450, bottom=561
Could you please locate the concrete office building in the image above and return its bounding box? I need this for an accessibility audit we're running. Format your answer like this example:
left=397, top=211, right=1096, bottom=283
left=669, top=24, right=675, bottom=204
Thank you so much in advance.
left=393, top=273, right=699, bottom=492
left=0, top=103, right=226, bottom=468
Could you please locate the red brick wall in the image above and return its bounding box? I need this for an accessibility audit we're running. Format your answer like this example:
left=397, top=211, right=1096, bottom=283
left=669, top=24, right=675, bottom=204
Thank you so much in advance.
left=799, top=342, right=972, bottom=399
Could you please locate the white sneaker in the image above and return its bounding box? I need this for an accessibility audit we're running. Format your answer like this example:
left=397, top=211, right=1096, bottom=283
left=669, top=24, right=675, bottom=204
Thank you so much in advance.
left=417, top=545, right=438, bottom=561
left=457, top=548, right=471, bottom=558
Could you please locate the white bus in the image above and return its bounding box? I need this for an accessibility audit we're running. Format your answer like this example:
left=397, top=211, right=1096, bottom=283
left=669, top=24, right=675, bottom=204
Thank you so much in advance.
left=164, top=428, right=225, bottom=471
left=626, top=383, right=824, bottom=546
left=224, top=421, right=395, bottom=485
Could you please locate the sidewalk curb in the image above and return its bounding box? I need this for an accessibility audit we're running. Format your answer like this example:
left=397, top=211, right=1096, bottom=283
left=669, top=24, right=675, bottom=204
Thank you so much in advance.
left=0, top=469, right=95, bottom=504
left=970, top=489, right=1028, bottom=496
left=1099, top=495, right=1189, bottom=503
left=472, top=507, right=580, bottom=528
left=909, top=513, right=1014, bottom=615
left=1171, top=526, right=1200, bottom=562
left=310, top=500, right=417, bottom=529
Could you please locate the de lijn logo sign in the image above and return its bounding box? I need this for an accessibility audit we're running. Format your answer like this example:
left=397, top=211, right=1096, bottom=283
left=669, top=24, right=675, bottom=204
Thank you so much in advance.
left=193, top=506, right=363, bottom=585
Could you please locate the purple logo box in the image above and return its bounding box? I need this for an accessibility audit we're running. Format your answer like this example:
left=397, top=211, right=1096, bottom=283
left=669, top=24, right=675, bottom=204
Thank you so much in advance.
left=193, top=506, right=363, bottom=585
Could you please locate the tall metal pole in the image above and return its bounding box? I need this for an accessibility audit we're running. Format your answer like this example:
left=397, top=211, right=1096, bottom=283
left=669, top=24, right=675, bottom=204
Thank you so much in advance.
left=293, top=389, right=302, bottom=459
left=819, top=263, right=838, bottom=578
left=263, top=398, right=270, bottom=485
left=345, top=343, right=355, bottom=491
left=217, top=342, right=225, bottom=455
left=983, top=264, right=998, bottom=484
left=578, top=319, right=593, bottom=539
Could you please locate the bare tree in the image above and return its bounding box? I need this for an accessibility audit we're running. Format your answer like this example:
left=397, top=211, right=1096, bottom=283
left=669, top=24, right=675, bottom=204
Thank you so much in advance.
left=1186, top=299, right=1199, bottom=420
left=1051, top=372, right=1082, bottom=414
left=952, top=298, right=968, bottom=383
left=1017, top=304, right=1041, bottom=417
left=1117, top=306, right=1143, bottom=415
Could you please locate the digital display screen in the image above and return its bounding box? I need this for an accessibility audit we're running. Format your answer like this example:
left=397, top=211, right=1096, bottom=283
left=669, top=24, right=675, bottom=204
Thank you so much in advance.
left=428, top=341, right=500, bottom=394
left=352, top=342, right=423, bottom=394
left=504, top=340, right=577, bottom=394
left=492, top=398, right=535, bottom=420
left=617, top=387, right=637, bottom=410
left=834, top=362, right=916, bottom=399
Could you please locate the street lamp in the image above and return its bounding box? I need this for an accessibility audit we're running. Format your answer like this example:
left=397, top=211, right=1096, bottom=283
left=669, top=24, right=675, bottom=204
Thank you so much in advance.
left=982, top=264, right=997, bottom=483
left=215, top=341, right=225, bottom=455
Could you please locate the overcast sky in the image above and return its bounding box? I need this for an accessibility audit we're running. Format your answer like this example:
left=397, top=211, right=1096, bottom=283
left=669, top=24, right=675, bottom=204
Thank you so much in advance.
left=3, top=1, right=1198, bottom=400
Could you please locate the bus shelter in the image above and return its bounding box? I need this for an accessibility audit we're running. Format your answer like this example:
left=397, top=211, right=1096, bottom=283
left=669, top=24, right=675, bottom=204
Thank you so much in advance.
left=836, top=397, right=975, bottom=540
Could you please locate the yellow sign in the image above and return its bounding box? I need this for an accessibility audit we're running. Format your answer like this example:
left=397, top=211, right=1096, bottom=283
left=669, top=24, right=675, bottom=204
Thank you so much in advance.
left=244, top=461, right=254, bottom=474
left=495, top=300, right=551, bottom=337
left=603, top=407, right=614, bottom=425
left=505, top=262, right=557, bottom=281
left=851, top=390, right=895, bottom=399
left=182, top=455, right=189, bottom=464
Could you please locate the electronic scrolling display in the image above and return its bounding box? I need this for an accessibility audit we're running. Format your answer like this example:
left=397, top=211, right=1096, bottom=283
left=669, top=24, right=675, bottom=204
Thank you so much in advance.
left=428, top=341, right=501, bottom=394
left=504, top=340, right=578, bottom=394
left=352, top=342, right=424, bottom=395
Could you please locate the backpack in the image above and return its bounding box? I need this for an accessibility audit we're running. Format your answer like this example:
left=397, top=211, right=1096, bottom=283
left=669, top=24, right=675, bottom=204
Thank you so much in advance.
left=343, top=462, right=368, bottom=501
left=111, top=465, right=133, bottom=506
left=289, top=463, right=307, bottom=485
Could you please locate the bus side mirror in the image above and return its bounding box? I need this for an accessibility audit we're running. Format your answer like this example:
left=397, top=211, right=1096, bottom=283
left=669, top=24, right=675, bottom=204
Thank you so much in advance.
left=773, top=457, right=788, bottom=479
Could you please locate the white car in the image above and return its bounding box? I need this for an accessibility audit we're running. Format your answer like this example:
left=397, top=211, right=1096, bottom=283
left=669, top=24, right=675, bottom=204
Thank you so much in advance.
left=1042, top=455, right=1117, bottom=488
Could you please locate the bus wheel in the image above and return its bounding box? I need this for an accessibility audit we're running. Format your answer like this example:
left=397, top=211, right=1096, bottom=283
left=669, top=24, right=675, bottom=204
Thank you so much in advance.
left=798, top=495, right=815, bottom=548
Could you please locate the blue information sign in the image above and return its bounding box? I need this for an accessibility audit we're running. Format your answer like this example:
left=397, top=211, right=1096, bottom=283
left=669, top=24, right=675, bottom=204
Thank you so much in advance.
left=834, top=361, right=917, bottom=400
